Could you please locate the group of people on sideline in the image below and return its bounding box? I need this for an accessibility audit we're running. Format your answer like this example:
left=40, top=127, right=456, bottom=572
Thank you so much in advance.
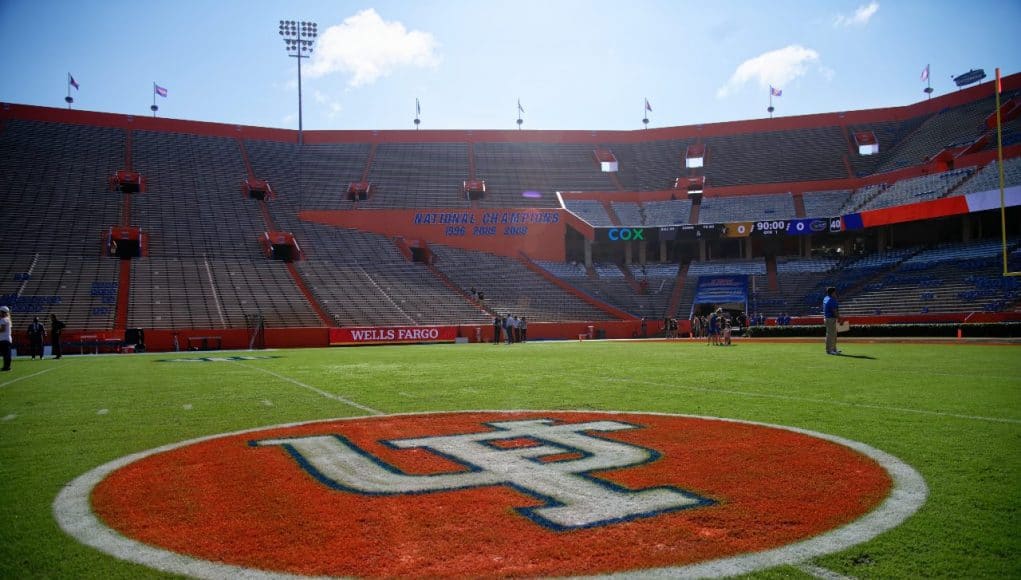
left=0, top=307, right=65, bottom=372
left=690, top=308, right=734, bottom=346
left=492, top=315, right=527, bottom=344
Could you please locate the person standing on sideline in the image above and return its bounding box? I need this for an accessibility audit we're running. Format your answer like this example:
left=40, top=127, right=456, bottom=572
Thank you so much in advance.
left=823, top=286, right=841, bottom=355
left=0, top=306, right=13, bottom=371
left=26, top=316, right=46, bottom=359
left=50, top=314, right=66, bottom=359
left=492, top=316, right=502, bottom=344
left=519, top=317, right=527, bottom=343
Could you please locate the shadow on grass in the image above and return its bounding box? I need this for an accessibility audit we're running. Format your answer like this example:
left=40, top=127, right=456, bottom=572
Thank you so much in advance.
left=834, top=353, right=878, bottom=360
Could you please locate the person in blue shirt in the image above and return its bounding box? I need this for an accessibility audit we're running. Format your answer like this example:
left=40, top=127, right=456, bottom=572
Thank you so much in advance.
left=823, top=286, right=841, bottom=354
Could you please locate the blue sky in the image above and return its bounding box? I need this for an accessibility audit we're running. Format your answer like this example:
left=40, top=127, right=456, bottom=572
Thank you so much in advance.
left=1, top=0, right=1019, bottom=131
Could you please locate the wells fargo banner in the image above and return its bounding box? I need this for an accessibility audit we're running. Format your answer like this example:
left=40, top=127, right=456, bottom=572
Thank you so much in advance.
left=330, top=325, right=459, bottom=346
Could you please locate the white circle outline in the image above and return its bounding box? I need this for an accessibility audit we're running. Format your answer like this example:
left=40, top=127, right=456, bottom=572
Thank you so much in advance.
left=53, top=411, right=927, bottom=579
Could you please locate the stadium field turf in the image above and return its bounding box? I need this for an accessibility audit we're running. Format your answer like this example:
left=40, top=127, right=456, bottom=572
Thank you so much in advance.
left=1, top=340, right=1018, bottom=578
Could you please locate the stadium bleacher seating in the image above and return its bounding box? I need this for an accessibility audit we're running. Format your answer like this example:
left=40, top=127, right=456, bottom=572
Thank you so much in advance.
left=703, top=127, right=847, bottom=186
left=950, top=157, right=1021, bottom=197
left=2, top=79, right=1020, bottom=337
left=429, top=245, right=618, bottom=322
left=564, top=199, right=613, bottom=226
left=698, top=194, right=796, bottom=224
left=474, top=142, right=612, bottom=207
left=802, top=190, right=852, bottom=217
left=877, top=96, right=1002, bottom=172
left=610, top=138, right=695, bottom=192
left=858, top=168, right=974, bottom=211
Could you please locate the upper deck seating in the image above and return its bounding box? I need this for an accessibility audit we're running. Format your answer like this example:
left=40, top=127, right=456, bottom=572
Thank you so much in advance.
left=698, top=193, right=795, bottom=223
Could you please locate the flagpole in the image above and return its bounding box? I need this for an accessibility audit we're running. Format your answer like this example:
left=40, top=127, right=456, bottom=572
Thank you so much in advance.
left=65, top=73, right=73, bottom=109
left=642, top=98, right=649, bottom=130
left=767, top=92, right=774, bottom=119
left=151, top=82, right=158, bottom=118
left=924, top=64, right=933, bottom=100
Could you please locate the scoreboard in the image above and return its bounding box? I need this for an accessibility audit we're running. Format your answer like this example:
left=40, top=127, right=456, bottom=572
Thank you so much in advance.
left=750, top=218, right=843, bottom=237
left=593, top=218, right=841, bottom=242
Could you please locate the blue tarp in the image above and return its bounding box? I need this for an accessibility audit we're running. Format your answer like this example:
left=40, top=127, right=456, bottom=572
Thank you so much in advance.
left=691, top=275, right=748, bottom=314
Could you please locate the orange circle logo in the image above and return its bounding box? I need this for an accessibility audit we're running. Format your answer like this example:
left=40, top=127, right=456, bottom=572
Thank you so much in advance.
left=55, top=411, right=926, bottom=577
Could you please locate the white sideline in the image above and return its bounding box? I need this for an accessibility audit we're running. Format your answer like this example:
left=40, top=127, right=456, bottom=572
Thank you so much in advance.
left=605, top=377, right=1021, bottom=425
left=231, top=361, right=383, bottom=416
left=797, top=563, right=856, bottom=579
left=0, top=366, right=59, bottom=388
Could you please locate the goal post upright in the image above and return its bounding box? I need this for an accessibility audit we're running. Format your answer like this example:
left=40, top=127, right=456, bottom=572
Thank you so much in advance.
left=995, top=68, right=1019, bottom=277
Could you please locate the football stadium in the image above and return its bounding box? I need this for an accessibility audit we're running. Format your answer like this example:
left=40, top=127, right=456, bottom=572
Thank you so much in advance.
left=1, top=3, right=1020, bottom=579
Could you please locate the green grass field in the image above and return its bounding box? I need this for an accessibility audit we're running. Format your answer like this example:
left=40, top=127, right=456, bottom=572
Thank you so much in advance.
left=1, top=340, right=1019, bottom=578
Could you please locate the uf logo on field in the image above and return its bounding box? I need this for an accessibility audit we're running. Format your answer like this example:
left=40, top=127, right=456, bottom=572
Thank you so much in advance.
left=253, top=419, right=713, bottom=530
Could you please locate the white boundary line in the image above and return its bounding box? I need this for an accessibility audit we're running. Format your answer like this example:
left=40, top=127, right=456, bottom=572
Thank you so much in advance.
left=53, top=411, right=927, bottom=579
left=604, top=377, right=1021, bottom=425
left=797, top=563, right=856, bottom=579
left=0, top=366, right=60, bottom=388
left=230, top=361, right=383, bottom=416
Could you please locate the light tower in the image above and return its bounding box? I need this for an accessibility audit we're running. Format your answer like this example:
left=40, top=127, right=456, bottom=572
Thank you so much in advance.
left=278, top=20, right=318, bottom=145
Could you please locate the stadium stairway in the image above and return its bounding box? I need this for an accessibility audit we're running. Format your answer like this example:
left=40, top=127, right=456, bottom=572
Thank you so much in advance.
left=393, top=237, right=415, bottom=262
left=665, top=262, right=690, bottom=319
left=236, top=137, right=258, bottom=182
left=617, top=264, right=645, bottom=294
left=793, top=193, right=806, bottom=218
left=124, top=128, right=133, bottom=171
left=766, top=256, right=779, bottom=291
left=688, top=196, right=701, bottom=224
left=285, top=262, right=333, bottom=327
left=602, top=200, right=622, bottom=226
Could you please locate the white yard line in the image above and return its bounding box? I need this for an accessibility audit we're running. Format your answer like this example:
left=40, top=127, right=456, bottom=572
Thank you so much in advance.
left=0, top=366, right=59, bottom=388
left=2, top=414, right=16, bottom=421
left=604, top=377, right=1021, bottom=425
left=797, top=563, right=855, bottom=579
left=232, top=362, right=383, bottom=415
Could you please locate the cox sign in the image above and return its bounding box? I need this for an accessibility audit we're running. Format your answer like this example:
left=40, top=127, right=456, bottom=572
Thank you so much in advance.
left=604, top=227, right=647, bottom=241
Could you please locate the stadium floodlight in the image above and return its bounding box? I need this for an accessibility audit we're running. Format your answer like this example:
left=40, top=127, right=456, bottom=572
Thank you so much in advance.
left=278, top=19, right=318, bottom=145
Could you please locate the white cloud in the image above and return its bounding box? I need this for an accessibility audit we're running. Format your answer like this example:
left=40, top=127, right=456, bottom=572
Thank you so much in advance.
left=716, top=45, right=820, bottom=98
left=834, top=2, right=879, bottom=27
left=313, top=90, right=344, bottom=119
left=307, top=9, right=439, bottom=87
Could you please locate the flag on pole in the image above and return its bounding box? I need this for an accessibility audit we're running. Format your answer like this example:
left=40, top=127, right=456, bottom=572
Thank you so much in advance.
left=644, top=98, right=652, bottom=112
left=517, top=99, right=524, bottom=114
left=770, top=86, right=782, bottom=97
left=154, top=83, right=168, bottom=98
left=920, top=64, right=930, bottom=82
left=416, top=98, right=421, bottom=116
left=68, top=73, right=79, bottom=90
